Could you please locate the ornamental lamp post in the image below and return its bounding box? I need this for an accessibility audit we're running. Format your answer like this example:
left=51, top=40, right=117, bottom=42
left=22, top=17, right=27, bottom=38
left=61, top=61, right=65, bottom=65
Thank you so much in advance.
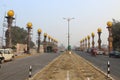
left=97, top=28, right=102, bottom=50
left=5, top=10, right=15, bottom=48
left=82, top=39, right=84, bottom=51
left=56, top=40, right=58, bottom=51
left=85, top=37, right=87, bottom=50
left=50, top=37, right=53, bottom=44
left=37, top=28, right=42, bottom=53
left=53, top=38, right=55, bottom=45
left=43, top=33, right=47, bottom=42
left=56, top=39, right=58, bottom=46
left=81, top=40, right=83, bottom=51
left=80, top=40, right=82, bottom=50
left=82, top=38, right=85, bottom=51
left=48, top=35, right=51, bottom=42
left=87, top=35, right=90, bottom=49
left=54, top=39, right=56, bottom=45
left=26, top=22, right=32, bottom=54
left=106, top=21, right=113, bottom=54
left=43, top=33, right=47, bottom=52
left=56, top=40, right=58, bottom=46
left=91, top=32, right=95, bottom=48
left=54, top=39, right=58, bottom=52
left=53, top=39, right=56, bottom=52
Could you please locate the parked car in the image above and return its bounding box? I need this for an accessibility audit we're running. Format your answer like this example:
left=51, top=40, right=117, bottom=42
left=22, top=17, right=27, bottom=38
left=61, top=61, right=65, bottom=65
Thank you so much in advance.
left=109, top=51, right=120, bottom=58
left=96, top=50, right=104, bottom=55
left=0, top=48, right=14, bottom=63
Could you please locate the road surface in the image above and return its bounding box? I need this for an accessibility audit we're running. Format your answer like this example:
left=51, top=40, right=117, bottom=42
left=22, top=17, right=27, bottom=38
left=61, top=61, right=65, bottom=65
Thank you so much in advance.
left=75, top=51, right=120, bottom=80
left=0, top=53, right=60, bottom=80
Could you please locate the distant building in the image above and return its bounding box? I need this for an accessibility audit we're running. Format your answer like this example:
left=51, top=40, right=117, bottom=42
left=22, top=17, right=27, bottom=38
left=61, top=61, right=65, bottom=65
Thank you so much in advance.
left=16, top=43, right=27, bottom=53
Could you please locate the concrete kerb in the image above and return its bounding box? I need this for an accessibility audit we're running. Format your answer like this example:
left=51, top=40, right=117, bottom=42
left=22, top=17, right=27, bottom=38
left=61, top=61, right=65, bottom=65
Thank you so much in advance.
left=26, top=52, right=64, bottom=80
left=15, top=52, right=44, bottom=59
left=75, top=53, right=115, bottom=80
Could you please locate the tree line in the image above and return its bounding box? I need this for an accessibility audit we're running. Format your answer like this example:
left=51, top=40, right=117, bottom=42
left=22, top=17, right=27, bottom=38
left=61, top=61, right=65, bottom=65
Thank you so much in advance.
left=112, top=19, right=120, bottom=51
left=5, top=26, right=35, bottom=49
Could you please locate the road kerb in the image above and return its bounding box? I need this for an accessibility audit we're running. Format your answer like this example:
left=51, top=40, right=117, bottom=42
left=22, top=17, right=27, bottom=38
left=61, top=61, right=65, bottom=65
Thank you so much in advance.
left=26, top=52, right=64, bottom=80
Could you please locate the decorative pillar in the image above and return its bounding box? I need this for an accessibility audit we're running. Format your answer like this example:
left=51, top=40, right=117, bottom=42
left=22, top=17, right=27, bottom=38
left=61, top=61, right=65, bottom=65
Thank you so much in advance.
left=97, top=28, right=102, bottom=50
left=43, top=33, right=47, bottom=52
left=106, top=21, right=113, bottom=53
left=91, top=32, right=95, bottom=48
left=85, top=37, right=87, bottom=49
left=83, top=39, right=85, bottom=51
left=5, top=10, right=15, bottom=48
left=48, top=35, right=51, bottom=42
left=37, top=29, right=42, bottom=53
left=80, top=40, right=82, bottom=50
left=87, top=35, right=90, bottom=49
left=26, top=22, right=32, bottom=54
left=81, top=40, right=83, bottom=51
left=54, top=39, right=58, bottom=53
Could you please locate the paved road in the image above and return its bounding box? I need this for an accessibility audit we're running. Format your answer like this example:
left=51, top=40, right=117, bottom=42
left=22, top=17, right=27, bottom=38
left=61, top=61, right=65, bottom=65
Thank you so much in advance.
left=0, top=53, right=60, bottom=80
left=75, top=51, right=120, bottom=80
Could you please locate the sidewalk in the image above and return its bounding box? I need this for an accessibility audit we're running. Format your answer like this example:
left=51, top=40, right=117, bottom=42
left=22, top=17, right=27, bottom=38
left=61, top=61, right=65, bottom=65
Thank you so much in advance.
left=14, top=49, right=43, bottom=59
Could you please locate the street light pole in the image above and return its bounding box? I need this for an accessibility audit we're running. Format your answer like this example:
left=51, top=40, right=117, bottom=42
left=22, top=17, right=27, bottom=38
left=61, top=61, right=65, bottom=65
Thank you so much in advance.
left=87, top=35, right=90, bottom=49
left=43, top=33, right=47, bottom=52
left=106, top=21, right=113, bottom=54
left=91, top=32, right=95, bottom=48
left=97, top=28, right=102, bottom=50
left=26, top=22, right=32, bottom=54
left=5, top=10, right=15, bottom=48
left=37, top=29, right=42, bottom=53
left=63, top=18, right=74, bottom=50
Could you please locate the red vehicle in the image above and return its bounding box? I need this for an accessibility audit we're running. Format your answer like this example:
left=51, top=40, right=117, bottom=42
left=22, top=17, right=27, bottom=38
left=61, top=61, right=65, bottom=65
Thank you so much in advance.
left=91, top=48, right=97, bottom=56
left=53, top=48, right=58, bottom=53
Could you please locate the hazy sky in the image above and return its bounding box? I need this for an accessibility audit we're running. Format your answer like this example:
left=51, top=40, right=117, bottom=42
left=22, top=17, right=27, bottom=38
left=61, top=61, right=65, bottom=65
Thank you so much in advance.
left=0, top=0, right=120, bottom=47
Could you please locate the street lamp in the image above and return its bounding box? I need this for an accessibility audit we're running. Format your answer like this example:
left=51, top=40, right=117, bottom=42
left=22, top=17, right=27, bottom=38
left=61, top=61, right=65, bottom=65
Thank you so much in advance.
left=43, top=33, right=47, bottom=52
left=43, top=33, right=47, bottom=42
left=63, top=17, right=74, bottom=50
left=85, top=37, right=87, bottom=49
left=37, top=28, right=42, bottom=53
left=48, top=35, right=51, bottom=42
left=82, top=38, right=85, bottom=51
left=81, top=40, right=83, bottom=51
left=55, top=39, right=58, bottom=47
left=54, top=39, right=58, bottom=53
left=26, top=22, right=32, bottom=54
left=106, top=21, right=113, bottom=54
left=91, top=32, right=95, bottom=48
left=97, top=28, right=102, bottom=50
left=87, top=35, right=90, bottom=49
left=80, top=40, right=82, bottom=50
left=5, top=10, right=15, bottom=48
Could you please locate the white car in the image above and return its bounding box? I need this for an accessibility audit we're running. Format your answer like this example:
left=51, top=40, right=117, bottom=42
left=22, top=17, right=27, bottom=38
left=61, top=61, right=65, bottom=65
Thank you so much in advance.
left=0, top=49, right=14, bottom=63
left=96, top=50, right=104, bottom=55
